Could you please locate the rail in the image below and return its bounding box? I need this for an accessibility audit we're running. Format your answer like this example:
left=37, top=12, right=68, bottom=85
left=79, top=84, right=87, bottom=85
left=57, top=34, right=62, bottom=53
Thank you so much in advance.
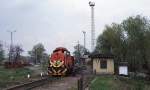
left=5, top=77, right=60, bottom=90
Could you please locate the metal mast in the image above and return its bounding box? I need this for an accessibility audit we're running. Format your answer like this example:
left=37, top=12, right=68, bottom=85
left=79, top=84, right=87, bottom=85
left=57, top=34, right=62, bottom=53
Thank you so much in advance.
left=89, top=1, right=95, bottom=52
left=82, top=31, right=86, bottom=49
left=82, top=31, right=86, bottom=54
left=8, top=30, right=16, bottom=62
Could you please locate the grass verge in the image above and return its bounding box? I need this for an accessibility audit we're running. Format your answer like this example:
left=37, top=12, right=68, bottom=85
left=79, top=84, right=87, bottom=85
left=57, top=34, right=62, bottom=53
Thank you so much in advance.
left=90, top=76, right=150, bottom=90
left=0, top=66, right=32, bottom=88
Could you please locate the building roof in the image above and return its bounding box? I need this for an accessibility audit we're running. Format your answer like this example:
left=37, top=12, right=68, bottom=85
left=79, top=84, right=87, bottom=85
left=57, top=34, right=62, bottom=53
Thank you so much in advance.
left=53, top=47, right=69, bottom=52
left=119, top=62, right=128, bottom=66
left=89, top=53, right=114, bottom=59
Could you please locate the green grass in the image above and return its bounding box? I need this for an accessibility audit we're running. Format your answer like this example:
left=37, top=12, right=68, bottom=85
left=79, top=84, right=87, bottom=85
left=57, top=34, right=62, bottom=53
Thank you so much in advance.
left=68, top=87, right=77, bottom=90
left=0, top=66, right=32, bottom=88
left=90, top=76, right=150, bottom=90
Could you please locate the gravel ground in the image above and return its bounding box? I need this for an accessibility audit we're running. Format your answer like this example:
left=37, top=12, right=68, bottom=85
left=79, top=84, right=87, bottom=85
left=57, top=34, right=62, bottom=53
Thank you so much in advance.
left=32, top=76, right=80, bottom=90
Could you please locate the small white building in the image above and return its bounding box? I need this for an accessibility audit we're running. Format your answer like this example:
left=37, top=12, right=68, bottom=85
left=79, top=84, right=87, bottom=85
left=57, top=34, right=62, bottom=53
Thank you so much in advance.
left=90, top=53, right=114, bottom=75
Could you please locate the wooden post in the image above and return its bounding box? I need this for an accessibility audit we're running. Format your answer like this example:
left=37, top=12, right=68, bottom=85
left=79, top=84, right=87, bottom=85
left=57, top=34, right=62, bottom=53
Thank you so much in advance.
left=78, top=77, right=83, bottom=90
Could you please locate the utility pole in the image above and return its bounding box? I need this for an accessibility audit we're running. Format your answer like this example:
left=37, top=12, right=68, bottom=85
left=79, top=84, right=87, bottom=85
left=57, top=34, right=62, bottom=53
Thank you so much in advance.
left=82, top=31, right=86, bottom=54
left=77, top=41, right=80, bottom=64
left=8, top=30, right=16, bottom=62
left=77, top=41, right=80, bottom=55
left=89, top=1, right=95, bottom=52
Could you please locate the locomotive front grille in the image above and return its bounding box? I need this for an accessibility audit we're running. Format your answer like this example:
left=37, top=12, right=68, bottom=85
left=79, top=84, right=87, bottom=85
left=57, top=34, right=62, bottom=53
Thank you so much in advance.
left=48, top=66, right=67, bottom=76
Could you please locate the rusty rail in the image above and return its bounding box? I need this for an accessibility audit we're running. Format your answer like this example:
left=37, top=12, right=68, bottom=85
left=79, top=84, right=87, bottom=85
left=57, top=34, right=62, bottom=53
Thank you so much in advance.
left=5, top=77, right=59, bottom=90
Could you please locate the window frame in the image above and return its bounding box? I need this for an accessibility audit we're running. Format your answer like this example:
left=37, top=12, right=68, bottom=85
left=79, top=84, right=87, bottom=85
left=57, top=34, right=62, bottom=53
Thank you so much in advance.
left=100, top=59, right=107, bottom=69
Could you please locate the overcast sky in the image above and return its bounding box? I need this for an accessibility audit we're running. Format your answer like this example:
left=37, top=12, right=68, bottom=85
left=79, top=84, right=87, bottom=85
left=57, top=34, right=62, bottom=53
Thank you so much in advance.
left=0, top=0, right=150, bottom=55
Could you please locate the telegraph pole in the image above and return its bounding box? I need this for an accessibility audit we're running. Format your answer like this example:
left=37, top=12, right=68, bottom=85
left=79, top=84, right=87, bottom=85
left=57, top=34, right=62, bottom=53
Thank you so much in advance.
left=77, top=41, right=81, bottom=64
left=82, top=31, right=86, bottom=54
left=77, top=41, right=80, bottom=55
left=8, top=30, right=16, bottom=62
left=89, top=1, right=95, bottom=52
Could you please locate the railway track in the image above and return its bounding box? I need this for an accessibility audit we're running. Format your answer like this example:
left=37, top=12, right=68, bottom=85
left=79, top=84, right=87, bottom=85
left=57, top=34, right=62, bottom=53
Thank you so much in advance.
left=5, top=76, right=60, bottom=90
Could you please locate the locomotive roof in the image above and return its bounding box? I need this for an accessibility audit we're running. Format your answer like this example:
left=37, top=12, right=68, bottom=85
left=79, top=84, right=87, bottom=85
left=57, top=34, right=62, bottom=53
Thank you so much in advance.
left=53, top=47, right=69, bottom=52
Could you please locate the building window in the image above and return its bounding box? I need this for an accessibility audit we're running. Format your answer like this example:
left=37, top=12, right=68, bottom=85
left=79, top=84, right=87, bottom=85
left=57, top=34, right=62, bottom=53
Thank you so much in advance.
left=100, top=60, right=107, bottom=69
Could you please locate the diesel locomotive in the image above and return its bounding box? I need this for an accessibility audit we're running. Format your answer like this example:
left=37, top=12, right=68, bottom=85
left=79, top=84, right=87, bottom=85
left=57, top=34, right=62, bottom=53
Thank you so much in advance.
left=48, top=47, right=74, bottom=76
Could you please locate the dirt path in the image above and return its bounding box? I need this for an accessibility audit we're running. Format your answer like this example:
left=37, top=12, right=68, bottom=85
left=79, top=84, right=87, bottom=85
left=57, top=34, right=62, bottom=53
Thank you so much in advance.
left=32, top=76, right=80, bottom=90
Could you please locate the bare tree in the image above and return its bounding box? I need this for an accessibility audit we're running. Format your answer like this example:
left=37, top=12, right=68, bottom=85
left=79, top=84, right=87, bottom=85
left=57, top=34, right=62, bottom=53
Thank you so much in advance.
left=0, top=43, right=4, bottom=63
left=13, top=45, right=23, bottom=62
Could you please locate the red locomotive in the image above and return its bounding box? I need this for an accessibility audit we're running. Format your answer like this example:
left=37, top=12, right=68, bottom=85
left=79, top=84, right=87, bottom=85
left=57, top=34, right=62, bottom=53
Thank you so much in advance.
left=48, top=47, right=74, bottom=76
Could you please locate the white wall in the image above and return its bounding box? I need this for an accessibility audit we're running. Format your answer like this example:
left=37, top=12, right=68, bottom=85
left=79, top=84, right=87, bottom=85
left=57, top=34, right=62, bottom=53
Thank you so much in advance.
left=119, top=66, right=128, bottom=75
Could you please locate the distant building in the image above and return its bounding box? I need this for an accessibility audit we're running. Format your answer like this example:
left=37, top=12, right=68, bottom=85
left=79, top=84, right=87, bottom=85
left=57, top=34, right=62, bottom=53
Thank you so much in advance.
left=89, top=53, right=114, bottom=75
